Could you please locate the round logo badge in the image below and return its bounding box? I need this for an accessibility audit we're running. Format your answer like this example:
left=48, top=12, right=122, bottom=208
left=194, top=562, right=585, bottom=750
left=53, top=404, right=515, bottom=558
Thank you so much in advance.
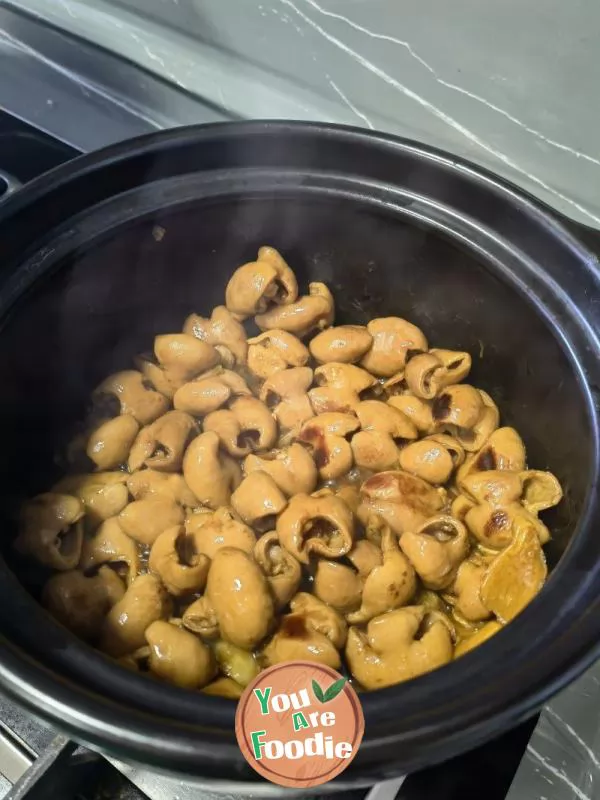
left=235, top=661, right=364, bottom=788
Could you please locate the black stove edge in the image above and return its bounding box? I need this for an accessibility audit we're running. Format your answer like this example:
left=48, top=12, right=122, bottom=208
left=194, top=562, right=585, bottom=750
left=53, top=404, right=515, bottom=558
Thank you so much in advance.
left=0, top=4, right=229, bottom=154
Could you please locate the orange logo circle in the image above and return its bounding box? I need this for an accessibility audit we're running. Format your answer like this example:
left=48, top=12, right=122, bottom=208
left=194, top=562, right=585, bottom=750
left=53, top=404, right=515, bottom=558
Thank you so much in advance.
left=235, top=661, right=364, bottom=788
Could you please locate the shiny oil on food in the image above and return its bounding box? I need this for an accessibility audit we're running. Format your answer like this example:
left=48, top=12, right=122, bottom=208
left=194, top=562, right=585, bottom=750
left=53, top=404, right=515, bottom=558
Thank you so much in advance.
left=16, top=245, right=562, bottom=695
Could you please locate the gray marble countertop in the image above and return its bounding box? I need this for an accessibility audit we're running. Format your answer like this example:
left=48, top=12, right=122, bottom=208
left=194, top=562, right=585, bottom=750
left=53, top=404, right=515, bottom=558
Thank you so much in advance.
left=508, top=672, right=600, bottom=800
left=1, top=3, right=600, bottom=798
left=5, top=0, right=600, bottom=226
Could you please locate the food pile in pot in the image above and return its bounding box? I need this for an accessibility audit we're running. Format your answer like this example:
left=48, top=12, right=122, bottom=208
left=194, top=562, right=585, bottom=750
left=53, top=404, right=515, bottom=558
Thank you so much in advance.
left=15, top=246, right=563, bottom=697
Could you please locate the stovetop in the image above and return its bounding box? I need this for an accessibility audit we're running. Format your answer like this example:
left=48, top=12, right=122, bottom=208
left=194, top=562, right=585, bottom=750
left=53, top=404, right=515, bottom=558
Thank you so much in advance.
left=0, top=682, right=537, bottom=800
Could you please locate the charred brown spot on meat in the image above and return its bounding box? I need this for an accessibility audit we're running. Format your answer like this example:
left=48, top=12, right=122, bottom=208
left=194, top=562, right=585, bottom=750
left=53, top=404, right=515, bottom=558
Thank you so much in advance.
left=175, top=531, right=197, bottom=566
left=298, top=426, right=329, bottom=468
left=281, top=614, right=309, bottom=638
left=476, top=448, right=497, bottom=471
left=485, top=509, right=510, bottom=537
left=432, top=392, right=452, bottom=422
left=363, top=472, right=394, bottom=492
left=264, top=390, right=281, bottom=409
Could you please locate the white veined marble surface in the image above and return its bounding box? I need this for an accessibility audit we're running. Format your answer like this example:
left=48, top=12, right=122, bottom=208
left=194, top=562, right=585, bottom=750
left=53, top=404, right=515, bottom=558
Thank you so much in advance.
left=4, top=0, right=600, bottom=225
left=507, top=665, right=600, bottom=800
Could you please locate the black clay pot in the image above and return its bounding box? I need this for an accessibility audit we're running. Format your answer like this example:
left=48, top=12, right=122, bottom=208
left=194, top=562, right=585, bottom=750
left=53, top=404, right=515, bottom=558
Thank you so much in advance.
left=0, top=122, right=599, bottom=790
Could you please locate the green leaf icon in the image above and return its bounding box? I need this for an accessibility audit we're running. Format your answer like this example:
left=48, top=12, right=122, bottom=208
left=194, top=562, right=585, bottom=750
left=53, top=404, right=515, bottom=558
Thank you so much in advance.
left=312, top=677, right=346, bottom=703
left=312, top=679, right=325, bottom=703
left=323, top=677, right=346, bottom=702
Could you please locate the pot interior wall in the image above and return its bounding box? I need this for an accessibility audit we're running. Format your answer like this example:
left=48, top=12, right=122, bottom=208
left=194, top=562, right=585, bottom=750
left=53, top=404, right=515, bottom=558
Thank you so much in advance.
left=0, top=195, right=589, bottom=587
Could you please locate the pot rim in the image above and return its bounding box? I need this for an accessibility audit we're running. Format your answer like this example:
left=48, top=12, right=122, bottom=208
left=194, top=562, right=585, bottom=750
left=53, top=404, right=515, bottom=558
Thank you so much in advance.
left=0, top=121, right=599, bottom=782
